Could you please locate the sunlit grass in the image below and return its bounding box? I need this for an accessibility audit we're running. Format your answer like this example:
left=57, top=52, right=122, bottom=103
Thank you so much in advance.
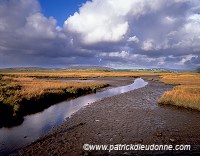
left=0, top=76, right=108, bottom=117
left=0, top=70, right=169, bottom=78
left=159, top=73, right=200, bottom=85
left=1, top=70, right=200, bottom=119
left=158, top=73, right=200, bottom=110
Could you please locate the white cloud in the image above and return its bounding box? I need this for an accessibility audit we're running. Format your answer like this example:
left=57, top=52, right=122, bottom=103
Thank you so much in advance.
left=63, top=0, right=200, bottom=69
left=65, top=10, right=128, bottom=44
left=18, top=13, right=59, bottom=39
left=0, top=0, right=40, bottom=31
left=171, top=14, right=200, bottom=50
left=0, top=0, right=200, bottom=69
left=142, top=39, right=155, bottom=51
left=162, top=16, right=176, bottom=24
left=100, top=51, right=129, bottom=58
left=64, top=0, right=164, bottom=44
left=176, top=54, right=198, bottom=66
left=99, top=51, right=167, bottom=68
left=127, top=36, right=139, bottom=43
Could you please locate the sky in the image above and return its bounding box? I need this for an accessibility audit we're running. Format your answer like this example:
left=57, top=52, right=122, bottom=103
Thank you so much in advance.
left=0, top=0, right=200, bottom=69
left=39, top=0, right=89, bottom=26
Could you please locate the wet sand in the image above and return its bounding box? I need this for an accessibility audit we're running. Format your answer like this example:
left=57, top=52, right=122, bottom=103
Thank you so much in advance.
left=13, top=80, right=200, bottom=156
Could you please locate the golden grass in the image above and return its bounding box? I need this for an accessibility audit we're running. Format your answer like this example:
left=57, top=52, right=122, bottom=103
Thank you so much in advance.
left=10, top=76, right=106, bottom=98
left=1, top=70, right=199, bottom=117
left=158, top=73, right=200, bottom=110
left=0, top=76, right=108, bottom=116
left=159, top=73, right=200, bottom=85
left=0, top=70, right=169, bottom=78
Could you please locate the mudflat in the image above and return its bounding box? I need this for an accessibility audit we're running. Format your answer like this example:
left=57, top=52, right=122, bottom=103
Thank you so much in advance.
left=13, top=80, right=200, bottom=156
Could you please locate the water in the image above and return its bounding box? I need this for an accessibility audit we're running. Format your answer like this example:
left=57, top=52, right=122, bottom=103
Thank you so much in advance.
left=0, top=78, right=148, bottom=155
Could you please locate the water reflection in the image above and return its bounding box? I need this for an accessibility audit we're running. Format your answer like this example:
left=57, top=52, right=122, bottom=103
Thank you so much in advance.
left=0, top=78, right=148, bottom=155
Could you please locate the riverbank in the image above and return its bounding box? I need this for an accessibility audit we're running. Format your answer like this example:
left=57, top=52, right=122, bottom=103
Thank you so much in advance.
left=158, top=73, right=200, bottom=111
left=1, top=77, right=138, bottom=156
left=13, top=80, right=200, bottom=155
left=1, top=70, right=200, bottom=111
left=0, top=76, right=136, bottom=128
left=0, top=76, right=109, bottom=128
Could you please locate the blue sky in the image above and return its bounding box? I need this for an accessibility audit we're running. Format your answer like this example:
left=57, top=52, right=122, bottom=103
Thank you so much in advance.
left=39, top=0, right=89, bottom=26
left=0, top=0, right=199, bottom=69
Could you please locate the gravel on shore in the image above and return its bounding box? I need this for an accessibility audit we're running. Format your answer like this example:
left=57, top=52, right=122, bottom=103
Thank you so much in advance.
left=13, top=80, right=200, bottom=156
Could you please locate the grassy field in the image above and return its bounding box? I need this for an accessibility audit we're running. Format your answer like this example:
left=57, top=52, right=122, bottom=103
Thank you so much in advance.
left=0, top=70, right=199, bottom=127
left=158, top=73, right=200, bottom=111
left=0, top=70, right=168, bottom=78
left=0, top=75, right=108, bottom=127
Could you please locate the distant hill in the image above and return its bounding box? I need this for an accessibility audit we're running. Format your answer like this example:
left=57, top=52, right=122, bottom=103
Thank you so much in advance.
left=0, top=66, right=114, bottom=72
left=114, top=68, right=180, bottom=72
left=0, top=67, right=48, bottom=71
left=63, top=66, right=114, bottom=71
left=0, top=66, right=193, bottom=73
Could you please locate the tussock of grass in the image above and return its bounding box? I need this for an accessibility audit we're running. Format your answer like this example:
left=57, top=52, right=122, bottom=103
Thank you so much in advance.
left=0, top=76, right=108, bottom=119
left=158, top=74, right=200, bottom=111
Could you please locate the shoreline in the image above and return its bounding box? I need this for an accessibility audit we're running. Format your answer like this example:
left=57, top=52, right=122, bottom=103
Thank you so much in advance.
left=0, top=79, right=108, bottom=128
left=1, top=76, right=138, bottom=128
left=1, top=77, right=137, bottom=156
left=9, top=78, right=200, bottom=155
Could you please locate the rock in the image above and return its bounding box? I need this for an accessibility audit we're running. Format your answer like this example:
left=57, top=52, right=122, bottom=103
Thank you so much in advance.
left=138, top=139, right=143, bottom=143
left=169, top=138, right=176, bottom=143
left=123, top=152, right=131, bottom=155
left=156, top=132, right=163, bottom=137
left=79, top=122, right=85, bottom=126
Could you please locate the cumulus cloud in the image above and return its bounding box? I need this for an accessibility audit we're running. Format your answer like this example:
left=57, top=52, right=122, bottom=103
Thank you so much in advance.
left=64, top=0, right=164, bottom=44
left=0, top=0, right=200, bottom=69
left=64, top=1, right=129, bottom=44
left=0, top=0, right=93, bottom=67
left=142, top=39, right=155, bottom=51
left=18, top=13, right=59, bottom=39
left=98, top=50, right=167, bottom=69
left=127, top=36, right=139, bottom=43
left=0, top=0, right=40, bottom=31
left=100, top=51, right=129, bottom=58
left=176, top=54, right=198, bottom=66
left=171, top=13, right=200, bottom=51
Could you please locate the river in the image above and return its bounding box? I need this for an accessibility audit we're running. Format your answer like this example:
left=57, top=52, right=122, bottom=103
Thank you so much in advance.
left=0, top=78, right=148, bottom=155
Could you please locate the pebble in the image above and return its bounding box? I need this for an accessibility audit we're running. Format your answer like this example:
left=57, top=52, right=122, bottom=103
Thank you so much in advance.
left=138, top=139, right=143, bottom=143
left=156, top=132, right=163, bottom=137
left=169, top=138, right=176, bottom=142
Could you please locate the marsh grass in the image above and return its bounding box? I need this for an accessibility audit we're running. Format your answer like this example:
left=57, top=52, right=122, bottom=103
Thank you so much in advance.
left=0, top=76, right=108, bottom=121
left=1, top=70, right=199, bottom=127
left=0, top=70, right=168, bottom=78
left=158, top=74, right=200, bottom=110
